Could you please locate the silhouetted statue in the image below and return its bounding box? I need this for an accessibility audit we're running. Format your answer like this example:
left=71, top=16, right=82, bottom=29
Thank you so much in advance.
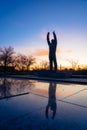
left=45, top=82, right=57, bottom=119
left=47, top=31, right=57, bottom=71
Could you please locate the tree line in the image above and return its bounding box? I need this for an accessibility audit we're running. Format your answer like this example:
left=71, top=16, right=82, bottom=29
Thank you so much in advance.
left=0, top=46, right=87, bottom=74
left=0, top=46, right=35, bottom=72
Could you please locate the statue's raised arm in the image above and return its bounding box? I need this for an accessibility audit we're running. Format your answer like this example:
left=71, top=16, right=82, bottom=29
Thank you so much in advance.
left=53, top=31, right=57, bottom=45
left=47, top=32, right=50, bottom=45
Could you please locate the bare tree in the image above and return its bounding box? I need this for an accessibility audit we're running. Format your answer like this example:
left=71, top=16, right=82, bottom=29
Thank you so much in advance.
left=10, top=55, right=22, bottom=70
left=12, top=54, right=35, bottom=71
left=68, top=59, right=79, bottom=70
left=40, top=60, right=49, bottom=70
left=24, top=55, right=35, bottom=71
left=0, top=46, right=15, bottom=72
left=13, top=54, right=26, bottom=71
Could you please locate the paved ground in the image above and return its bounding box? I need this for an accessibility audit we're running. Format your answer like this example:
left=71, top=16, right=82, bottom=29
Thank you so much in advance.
left=2, top=74, right=87, bottom=84
left=0, top=77, right=87, bottom=130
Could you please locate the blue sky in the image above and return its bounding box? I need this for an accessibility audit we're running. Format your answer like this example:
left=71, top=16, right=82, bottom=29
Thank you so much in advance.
left=0, top=0, right=87, bottom=66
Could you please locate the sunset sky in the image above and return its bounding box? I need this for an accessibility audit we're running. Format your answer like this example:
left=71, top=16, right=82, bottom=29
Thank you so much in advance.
left=0, top=0, right=87, bottom=67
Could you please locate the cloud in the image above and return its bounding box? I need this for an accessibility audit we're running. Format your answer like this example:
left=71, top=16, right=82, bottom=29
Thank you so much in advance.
left=65, top=50, right=73, bottom=53
left=57, top=49, right=72, bottom=53
left=34, top=49, right=73, bottom=57
left=56, top=49, right=62, bottom=53
left=34, top=49, right=48, bottom=56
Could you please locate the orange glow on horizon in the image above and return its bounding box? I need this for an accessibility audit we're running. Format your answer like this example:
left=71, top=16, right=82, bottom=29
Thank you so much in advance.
left=34, top=49, right=48, bottom=56
left=14, top=47, right=87, bottom=69
left=34, top=49, right=73, bottom=57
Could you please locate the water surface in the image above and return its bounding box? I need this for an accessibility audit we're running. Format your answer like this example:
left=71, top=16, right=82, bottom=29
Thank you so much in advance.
left=0, top=78, right=87, bottom=130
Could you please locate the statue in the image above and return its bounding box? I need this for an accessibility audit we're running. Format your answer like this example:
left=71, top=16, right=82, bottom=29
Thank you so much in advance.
left=47, top=31, right=57, bottom=71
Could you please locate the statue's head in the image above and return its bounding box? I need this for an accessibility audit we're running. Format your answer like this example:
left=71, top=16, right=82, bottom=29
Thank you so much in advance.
left=51, top=39, right=55, bottom=44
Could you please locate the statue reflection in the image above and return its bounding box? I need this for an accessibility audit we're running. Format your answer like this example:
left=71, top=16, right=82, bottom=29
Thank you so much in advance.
left=45, top=82, right=57, bottom=119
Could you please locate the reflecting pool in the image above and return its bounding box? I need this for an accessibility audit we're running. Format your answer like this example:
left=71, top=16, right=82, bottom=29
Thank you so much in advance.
left=0, top=78, right=87, bottom=130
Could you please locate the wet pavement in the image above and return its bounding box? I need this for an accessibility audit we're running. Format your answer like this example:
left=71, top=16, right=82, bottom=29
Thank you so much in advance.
left=0, top=78, right=87, bottom=130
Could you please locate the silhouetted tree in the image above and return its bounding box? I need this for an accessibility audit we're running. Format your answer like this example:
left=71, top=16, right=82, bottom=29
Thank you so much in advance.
left=0, top=46, right=15, bottom=72
left=13, top=54, right=26, bottom=71
left=24, top=55, right=35, bottom=71
left=68, top=59, right=79, bottom=70
left=40, top=60, right=49, bottom=70
left=10, top=55, right=18, bottom=70
left=12, top=54, right=35, bottom=71
left=10, top=55, right=23, bottom=70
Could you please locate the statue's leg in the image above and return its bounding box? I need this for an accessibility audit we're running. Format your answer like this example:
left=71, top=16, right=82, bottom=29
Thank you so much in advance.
left=49, top=58, right=53, bottom=71
left=54, top=56, right=57, bottom=70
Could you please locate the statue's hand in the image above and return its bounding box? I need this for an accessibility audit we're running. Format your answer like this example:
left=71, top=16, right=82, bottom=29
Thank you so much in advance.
left=53, top=31, right=55, bottom=34
left=48, top=32, right=50, bottom=35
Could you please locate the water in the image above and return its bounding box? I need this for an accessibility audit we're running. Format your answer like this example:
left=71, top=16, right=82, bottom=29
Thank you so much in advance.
left=0, top=78, right=87, bottom=130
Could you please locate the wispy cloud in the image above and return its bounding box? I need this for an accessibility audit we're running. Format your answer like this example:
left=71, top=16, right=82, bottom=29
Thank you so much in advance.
left=34, top=49, right=48, bottom=56
left=57, top=49, right=73, bottom=53
left=65, top=50, right=73, bottom=53
left=34, top=48, right=73, bottom=56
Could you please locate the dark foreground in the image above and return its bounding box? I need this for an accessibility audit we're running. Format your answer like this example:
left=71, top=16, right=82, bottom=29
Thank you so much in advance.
left=0, top=77, right=87, bottom=130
